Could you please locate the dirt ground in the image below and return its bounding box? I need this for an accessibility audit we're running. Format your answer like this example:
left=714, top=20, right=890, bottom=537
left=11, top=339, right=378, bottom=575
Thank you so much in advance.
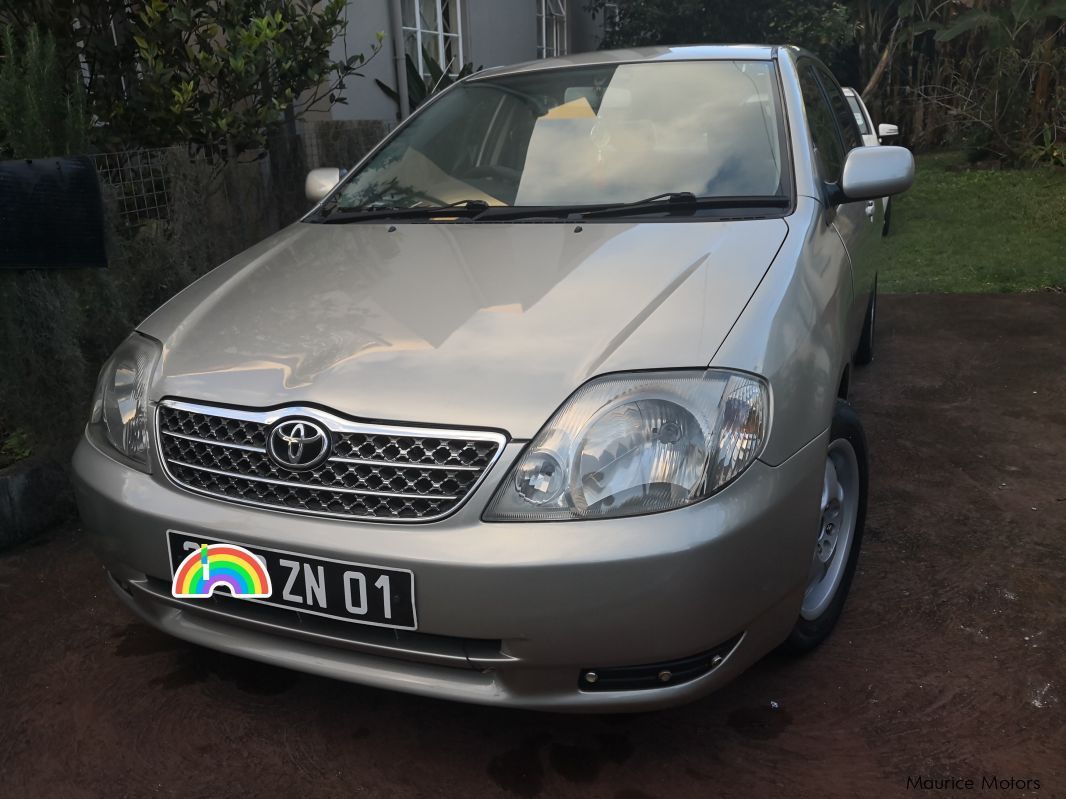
left=1, top=294, right=1064, bottom=799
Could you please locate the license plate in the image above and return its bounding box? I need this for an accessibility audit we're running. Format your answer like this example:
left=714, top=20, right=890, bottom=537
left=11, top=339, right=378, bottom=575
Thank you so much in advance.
left=166, top=531, right=417, bottom=630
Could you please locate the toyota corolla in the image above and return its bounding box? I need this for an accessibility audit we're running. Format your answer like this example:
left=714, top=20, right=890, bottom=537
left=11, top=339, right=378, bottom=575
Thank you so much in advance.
left=73, top=45, right=914, bottom=711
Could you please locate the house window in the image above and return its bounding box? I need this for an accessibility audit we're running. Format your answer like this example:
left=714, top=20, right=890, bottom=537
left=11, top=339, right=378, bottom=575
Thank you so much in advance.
left=602, top=2, right=620, bottom=35
left=536, top=0, right=567, bottom=59
left=402, top=0, right=464, bottom=79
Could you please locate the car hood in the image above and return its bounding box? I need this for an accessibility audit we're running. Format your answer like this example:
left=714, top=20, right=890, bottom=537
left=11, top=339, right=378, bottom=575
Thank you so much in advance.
left=141, top=219, right=788, bottom=438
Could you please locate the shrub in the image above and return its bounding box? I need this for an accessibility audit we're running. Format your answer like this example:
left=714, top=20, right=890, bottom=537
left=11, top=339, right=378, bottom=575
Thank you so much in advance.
left=0, top=25, right=93, bottom=458
left=0, top=26, right=87, bottom=159
left=0, top=147, right=295, bottom=457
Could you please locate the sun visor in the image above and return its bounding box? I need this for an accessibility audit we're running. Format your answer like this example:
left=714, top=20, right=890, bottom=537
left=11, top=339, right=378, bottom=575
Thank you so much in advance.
left=544, top=96, right=596, bottom=119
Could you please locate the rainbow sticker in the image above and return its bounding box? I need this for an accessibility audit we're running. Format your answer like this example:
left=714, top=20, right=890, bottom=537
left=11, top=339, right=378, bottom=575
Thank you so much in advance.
left=172, top=543, right=272, bottom=599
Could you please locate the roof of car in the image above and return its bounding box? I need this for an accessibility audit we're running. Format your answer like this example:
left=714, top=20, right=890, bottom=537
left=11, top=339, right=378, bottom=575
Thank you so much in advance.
left=469, top=44, right=782, bottom=81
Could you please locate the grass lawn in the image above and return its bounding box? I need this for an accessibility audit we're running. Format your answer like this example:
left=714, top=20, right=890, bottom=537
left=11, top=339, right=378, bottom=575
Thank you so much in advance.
left=874, top=151, right=1066, bottom=292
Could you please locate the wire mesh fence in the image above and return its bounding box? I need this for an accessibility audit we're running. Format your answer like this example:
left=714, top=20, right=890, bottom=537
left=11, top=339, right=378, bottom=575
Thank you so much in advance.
left=90, top=119, right=393, bottom=230
left=299, top=119, right=394, bottom=173
left=92, top=148, right=172, bottom=227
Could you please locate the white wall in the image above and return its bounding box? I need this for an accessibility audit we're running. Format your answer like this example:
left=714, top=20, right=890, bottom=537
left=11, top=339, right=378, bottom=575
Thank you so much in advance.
left=569, top=0, right=606, bottom=54
left=327, top=0, right=402, bottom=122
left=325, top=0, right=607, bottom=123
left=464, top=0, right=538, bottom=70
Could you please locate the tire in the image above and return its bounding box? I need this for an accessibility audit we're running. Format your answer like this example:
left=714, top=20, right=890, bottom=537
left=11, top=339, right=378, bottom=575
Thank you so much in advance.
left=784, top=400, right=868, bottom=653
left=854, top=279, right=877, bottom=366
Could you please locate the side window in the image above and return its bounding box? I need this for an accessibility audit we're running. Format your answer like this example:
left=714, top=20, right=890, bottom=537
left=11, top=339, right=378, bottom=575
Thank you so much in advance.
left=845, top=94, right=872, bottom=136
left=799, top=65, right=845, bottom=183
left=816, top=68, right=863, bottom=152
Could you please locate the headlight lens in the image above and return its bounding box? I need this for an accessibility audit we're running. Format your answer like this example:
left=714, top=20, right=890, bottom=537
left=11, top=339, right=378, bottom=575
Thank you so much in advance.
left=484, top=370, right=769, bottom=521
left=89, top=333, right=161, bottom=468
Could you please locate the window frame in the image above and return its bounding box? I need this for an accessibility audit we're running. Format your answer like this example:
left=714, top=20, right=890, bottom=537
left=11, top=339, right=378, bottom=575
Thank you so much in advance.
left=537, top=0, right=568, bottom=59
left=814, top=65, right=863, bottom=153
left=402, top=0, right=465, bottom=80
left=798, top=62, right=847, bottom=187
left=602, top=2, right=620, bottom=35
left=845, top=92, right=873, bottom=137
left=798, top=58, right=870, bottom=209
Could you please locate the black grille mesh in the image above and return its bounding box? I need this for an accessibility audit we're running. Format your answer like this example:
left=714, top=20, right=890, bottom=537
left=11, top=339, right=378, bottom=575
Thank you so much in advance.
left=157, top=405, right=501, bottom=521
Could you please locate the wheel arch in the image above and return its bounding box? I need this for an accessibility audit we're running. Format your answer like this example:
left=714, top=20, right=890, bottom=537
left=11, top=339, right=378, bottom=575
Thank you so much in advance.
left=837, top=364, right=851, bottom=400
left=709, top=197, right=855, bottom=466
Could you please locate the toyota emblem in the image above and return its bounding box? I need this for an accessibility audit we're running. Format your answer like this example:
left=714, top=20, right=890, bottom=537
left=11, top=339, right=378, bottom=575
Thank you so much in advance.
left=267, top=419, right=331, bottom=471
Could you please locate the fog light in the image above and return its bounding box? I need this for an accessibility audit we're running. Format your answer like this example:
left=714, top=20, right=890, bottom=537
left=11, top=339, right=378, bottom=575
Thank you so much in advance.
left=578, top=634, right=742, bottom=692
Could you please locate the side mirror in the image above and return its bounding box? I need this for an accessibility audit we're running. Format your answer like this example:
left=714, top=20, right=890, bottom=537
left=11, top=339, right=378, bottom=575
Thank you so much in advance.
left=305, top=167, right=341, bottom=203
left=877, top=123, right=899, bottom=142
left=841, top=146, right=914, bottom=202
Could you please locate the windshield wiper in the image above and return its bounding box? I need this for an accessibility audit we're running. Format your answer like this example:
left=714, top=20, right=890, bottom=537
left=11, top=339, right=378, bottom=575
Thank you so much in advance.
left=316, top=194, right=789, bottom=224
left=462, top=193, right=693, bottom=222
left=576, top=192, right=789, bottom=219
left=470, top=193, right=789, bottom=222
left=318, top=199, right=490, bottom=224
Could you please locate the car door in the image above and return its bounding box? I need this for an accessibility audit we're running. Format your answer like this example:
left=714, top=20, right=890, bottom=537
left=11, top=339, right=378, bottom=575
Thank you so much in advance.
left=798, top=63, right=879, bottom=348
left=817, top=67, right=881, bottom=317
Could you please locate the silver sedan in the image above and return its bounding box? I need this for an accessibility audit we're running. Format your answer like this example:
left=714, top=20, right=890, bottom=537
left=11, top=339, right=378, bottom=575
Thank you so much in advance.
left=73, top=44, right=913, bottom=711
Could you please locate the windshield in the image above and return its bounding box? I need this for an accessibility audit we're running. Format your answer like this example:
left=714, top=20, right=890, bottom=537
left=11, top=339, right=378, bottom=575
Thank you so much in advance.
left=326, top=60, right=788, bottom=215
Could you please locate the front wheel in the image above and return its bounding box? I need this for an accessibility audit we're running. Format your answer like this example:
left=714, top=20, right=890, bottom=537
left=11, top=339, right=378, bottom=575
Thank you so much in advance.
left=785, top=400, right=868, bottom=652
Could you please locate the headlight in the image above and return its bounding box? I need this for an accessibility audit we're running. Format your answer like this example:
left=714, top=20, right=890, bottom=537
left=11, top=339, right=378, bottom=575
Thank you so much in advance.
left=484, top=370, right=769, bottom=521
left=89, top=333, right=161, bottom=469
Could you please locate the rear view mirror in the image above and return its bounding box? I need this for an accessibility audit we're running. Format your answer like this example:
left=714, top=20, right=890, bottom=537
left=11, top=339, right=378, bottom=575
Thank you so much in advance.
left=305, top=168, right=341, bottom=203
left=878, top=123, right=899, bottom=141
left=841, top=146, right=914, bottom=201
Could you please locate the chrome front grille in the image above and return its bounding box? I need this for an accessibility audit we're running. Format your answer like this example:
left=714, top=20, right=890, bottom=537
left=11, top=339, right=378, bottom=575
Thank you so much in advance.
left=156, top=401, right=506, bottom=522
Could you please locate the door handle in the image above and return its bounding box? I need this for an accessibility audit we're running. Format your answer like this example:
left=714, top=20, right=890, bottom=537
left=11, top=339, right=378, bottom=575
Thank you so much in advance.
left=865, top=201, right=876, bottom=220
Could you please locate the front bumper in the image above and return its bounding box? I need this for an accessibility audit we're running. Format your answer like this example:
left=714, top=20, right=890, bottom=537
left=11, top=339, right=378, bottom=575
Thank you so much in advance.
left=73, top=429, right=827, bottom=712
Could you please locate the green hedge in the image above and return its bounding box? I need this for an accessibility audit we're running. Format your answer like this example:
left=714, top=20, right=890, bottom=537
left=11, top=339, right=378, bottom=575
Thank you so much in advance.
left=0, top=150, right=297, bottom=458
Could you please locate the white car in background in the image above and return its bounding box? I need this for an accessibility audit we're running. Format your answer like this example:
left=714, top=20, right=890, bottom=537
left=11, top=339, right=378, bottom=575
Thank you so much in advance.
left=843, top=87, right=900, bottom=235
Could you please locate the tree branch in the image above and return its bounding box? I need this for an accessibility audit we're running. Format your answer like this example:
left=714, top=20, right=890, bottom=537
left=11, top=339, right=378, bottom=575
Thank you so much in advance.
left=862, top=19, right=901, bottom=100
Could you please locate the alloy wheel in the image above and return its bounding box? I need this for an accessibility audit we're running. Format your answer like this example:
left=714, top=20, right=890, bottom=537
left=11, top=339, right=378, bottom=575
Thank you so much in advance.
left=801, top=438, right=861, bottom=620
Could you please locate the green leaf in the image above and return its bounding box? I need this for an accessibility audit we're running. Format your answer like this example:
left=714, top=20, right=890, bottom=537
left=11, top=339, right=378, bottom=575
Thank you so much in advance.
left=908, top=21, right=942, bottom=36
left=1043, top=0, right=1066, bottom=19
left=375, top=78, right=400, bottom=105
left=422, top=46, right=444, bottom=86
left=43, top=0, right=381, bottom=158
left=935, top=10, right=997, bottom=42
left=405, top=53, right=426, bottom=94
